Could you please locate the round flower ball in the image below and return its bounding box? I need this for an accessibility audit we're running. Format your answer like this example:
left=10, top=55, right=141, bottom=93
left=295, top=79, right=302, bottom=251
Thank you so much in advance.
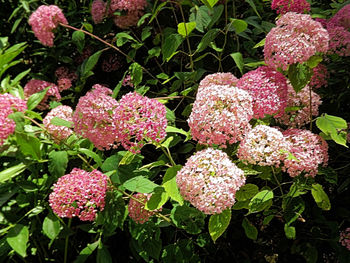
left=28, top=5, right=68, bottom=47
left=237, top=125, right=291, bottom=167
left=113, top=92, right=167, bottom=154
left=339, top=227, right=350, bottom=251
left=49, top=168, right=108, bottom=221
left=128, top=193, right=160, bottom=224
left=264, top=12, right=329, bottom=71
left=188, top=85, right=253, bottom=147
left=43, top=105, right=73, bottom=142
left=237, top=66, right=288, bottom=119
left=329, top=4, right=350, bottom=30
left=73, top=84, right=119, bottom=150
left=325, top=22, right=350, bottom=57
left=91, top=0, right=107, bottom=24
left=282, top=129, right=329, bottom=178
left=176, top=148, right=246, bottom=214
left=271, top=0, right=310, bottom=15
left=198, top=72, right=238, bottom=92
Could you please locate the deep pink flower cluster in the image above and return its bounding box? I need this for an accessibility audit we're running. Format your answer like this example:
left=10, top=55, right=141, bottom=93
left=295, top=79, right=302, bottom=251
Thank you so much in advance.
left=329, top=4, right=350, bottom=30
left=49, top=168, right=108, bottom=221
left=122, top=75, right=133, bottom=87
left=237, top=125, right=290, bottom=167
left=43, top=105, right=73, bottom=142
left=24, top=79, right=61, bottom=110
left=325, top=22, right=350, bottom=57
left=28, top=5, right=68, bottom=47
left=128, top=193, right=159, bottom=224
left=176, top=148, right=245, bottom=214
left=113, top=92, right=167, bottom=153
left=101, top=54, right=121, bottom=72
left=282, top=129, right=329, bottom=177
left=73, top=85, right=119, bottom=150
left=309, top=64, right=329, bottom=89
left=55, top=67, right=77, bottom=92
left=264, top=12, right=329, bottom=70
left=276, top=84, right=321, bottom=128
left=0, top=94, right=27, bottom=145
left=198, top=72, right=238, bottom=91
left=188, top=85, right=253, bottom=147
left=237, top=66, right=288, bottom=119
left=110, top=0, right=147, bottom=28
left=271, top=0, right=310, bottom=15
left=91, top=0, right=107, bottom=24
left=110, top=0, right=147, bottom=11
left=339, top=228, right=350, bottom=251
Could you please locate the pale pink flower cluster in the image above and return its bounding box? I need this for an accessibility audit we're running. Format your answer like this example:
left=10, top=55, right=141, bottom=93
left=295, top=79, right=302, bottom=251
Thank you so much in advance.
left=43, top=105, right=73, bottom=142
left=198, top=72, right=238, bottom=92
left=309, top=64, right=329, bottom=89
left=237, top=66, right=288, bottom=119
left=24, top=79, right=61, bottom=110
left=264, top=12, right=329, bottom=70
left=73, top=85, right=119, bottom=150
left=114, top=92, right=167, bottom=153
left=49, top=168, right=108, bottom=221
left=271, top=0, right=310, bottom=15
left=237, top=125, right=290, bottom=167
left=176, top=148, right=245, bottom=214
left=128, top=193, right=160, bottom=224
left=282, top=129, right=329, bottom=177
left=110, top=0, right=147, bottom=28
left=276, top=85, right=321, bottom=128
left=55, top=67, right=77, bottom=92
left=91, top=0, right=107, bottom=24
left=122, top=74, right=133, bottom=87
left=0, top=94, right=27, bottom=145
left=339, top=228, right=350, bottom=251
left=28, top=5, right=68, bottom=47
left=188, top=85, right=253, bottom=147
left=329, top=4, right=350, bottom=30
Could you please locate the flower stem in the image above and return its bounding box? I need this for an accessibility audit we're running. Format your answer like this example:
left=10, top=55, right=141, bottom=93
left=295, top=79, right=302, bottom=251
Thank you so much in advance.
left=64, top=218, right=72, bottom=263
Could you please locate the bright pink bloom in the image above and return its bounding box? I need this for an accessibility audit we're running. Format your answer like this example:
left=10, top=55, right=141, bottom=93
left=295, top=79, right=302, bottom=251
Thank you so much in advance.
left=271, top=0, right=310, bottom=15
left=282, top=129, right=329, bottom=178
left=43, top=105, right=73, bottom=142
left=0, top=94, right=27, bottom=145
left=275, top=84, right=321, bottom=128
left=28, top=5, right=68, bottom=47
left=91, top=0, right=107, bottom=24
left=340, top=228, right=350, bottom=251
left=128, top=193, right=160, bottom=224
left=329, top=4, right=350, bottom=30
left=188, top=85, right=253, bottom=147
left=237, top=66, right=288, bottom=119
left=113, top=92, right=167, bottom=153
left=176, top=148, right=245, bottom=214
left=109, top=0, right=147, bottom=28
left=199, top=72, right=238, bottom=92
left=24, top=79, right=61, bottom=110
left=309, top=64, right=329, bottom=89
left=237, top=125, right=291, bottom=167
left=110, top=0, right=147, bottom=12
left=113, top=10, right=144, bottom=29
left=73, top=85, right=119, bottom=150
left=49, top=168, right=108, bottom=221
left=264, top=12, right=329, bottom=70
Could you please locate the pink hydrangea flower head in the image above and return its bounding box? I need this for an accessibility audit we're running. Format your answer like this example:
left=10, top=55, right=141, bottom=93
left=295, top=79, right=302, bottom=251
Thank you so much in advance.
left=128, top=193, right=160, bottom=224
left=188, top=85, right=253, bottom=147
left=28, top=5, right=68, bottom=47
left=91, top=0, right=107, bottom=24
left=176, top=148, right=246, bottom=214
left=326, top=23, right=350, bottom=57
left=329, top=4, right=350, bottom=29
left=24, top=79, right=61, bottom=110
left=309, top=64, right=329, bottom=89
left=110, top=0, right=147, bottom=12
left=43, top=105, right=73, bottom=142
left=282, top=129, right=329, bottom=178
left=264, top=12, right=329, bottom=70
left=55, top=67, right=77, bottom=92
left=339, top=227, right=350, bottom=251
left=275, top=84, right=321, bottom=128
left=198, top=72, right=238, bottom=91
left=271, top=0, right=310, bottom=15
left=73, top=84, right=119, bottom=150
left=237, top=125, right=291, bottom=167
left=113, top=10, right=144, bottom=29
left=49, top=168, right=108, bottom=221
left=237, top=66, right=288, bottom=118
left=122, top=75, right=133, bottom=87
left=113, top=92, right=167, bottom=153
left=0, top=94, right=27, bottom=145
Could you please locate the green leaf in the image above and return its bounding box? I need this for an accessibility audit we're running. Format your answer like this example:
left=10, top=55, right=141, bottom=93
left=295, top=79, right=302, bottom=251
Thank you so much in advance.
left=166, top=126, right=190, bottom=139
left=145, top=187, right=169, bottom=210
left=123, top=176, right=158, bottom=193
left=115, top=32, right=137, bottom=47
left=166, top=107, right=176, bottom=123
left=72, top=31, right=85, bottom=53
left=73, top=241, right=99, bottom=263
left=284, top=224, right=296, bottom=239
left=230, top=52, right=244, bottom=74
left=81, top=50, right=102, bottom=77
left=253, top=38, right=265, bottom=48
left=283, top=196, right=305, bottom=225
left=208, top=209, right=231, bottom=242
left=162, top=34, right=183, bottom=62
left=200, top=0, right=219, bottom=9
left=50, top=117, right=73, bottom=128
left=196, top=29, right=220, bottom=53
left=236, top=184, right=259, bottom=201
left=97, top=243, right=112, bottom=263
left=177, top=22, right=196, bottom=37
left=171, top=205, right=205, bottom=234
left=26, top=87, right=49, bottom=110
left=129, top=62, right=143, bottom=87
left=228, top=19, right=248, bottom=34
left=162, top=165, right=184, bottom=205
left=16, top=132, right=41, bottom=160
left=42, top=213, right=61, bottom=240
left=48, top=151, right=68, bottom=178
left=306, top=55, right=323, bottom=69
left=249, top=190, right=274, bottom=213
left=311, top=183, right=331, bottom=210
left=316, top=114, right=348, bottom=147
left=82, top=23, right=93, bottom=33
left=79, top=148, right=102, bottom=167
left=242, top=217, right=258, bottom=240
left=245, top=0, right=261, bottom=19
left=287, top=63, right=312, bottom=93
left=6, top=224, right=29, bottom=257
left=0, top=163, right=26, bottom=183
